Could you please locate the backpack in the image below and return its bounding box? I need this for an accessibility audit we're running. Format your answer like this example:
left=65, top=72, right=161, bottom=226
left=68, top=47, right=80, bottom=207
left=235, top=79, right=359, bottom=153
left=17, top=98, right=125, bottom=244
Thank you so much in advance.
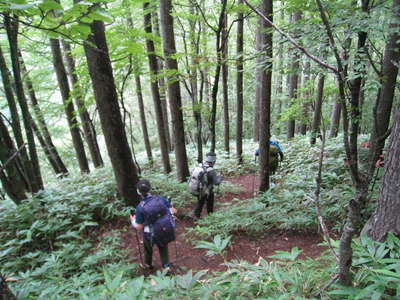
left=188, top=164, right=209, bottom=196
left=140, top=196, right=176, bottom=247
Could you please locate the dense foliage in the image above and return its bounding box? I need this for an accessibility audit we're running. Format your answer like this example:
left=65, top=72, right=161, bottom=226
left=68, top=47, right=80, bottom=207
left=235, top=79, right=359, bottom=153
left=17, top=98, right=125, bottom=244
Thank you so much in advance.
left=1, top=137, right=396, bottom=299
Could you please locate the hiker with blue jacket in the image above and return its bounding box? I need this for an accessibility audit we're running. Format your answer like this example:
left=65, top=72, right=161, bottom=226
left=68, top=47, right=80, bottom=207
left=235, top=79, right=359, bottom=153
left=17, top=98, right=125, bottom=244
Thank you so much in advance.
left=131, top=179, right=176, bottom=271
left=189, top=152, right=223, bottom=219
left=255, top=140, right=284, bottom=174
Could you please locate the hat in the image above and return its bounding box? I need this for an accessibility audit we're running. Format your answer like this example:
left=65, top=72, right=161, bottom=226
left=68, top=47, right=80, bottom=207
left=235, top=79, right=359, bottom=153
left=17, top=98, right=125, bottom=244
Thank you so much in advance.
left=136, top=179, right=151, bottom=195
left=205, top=152, right=217, bottom=163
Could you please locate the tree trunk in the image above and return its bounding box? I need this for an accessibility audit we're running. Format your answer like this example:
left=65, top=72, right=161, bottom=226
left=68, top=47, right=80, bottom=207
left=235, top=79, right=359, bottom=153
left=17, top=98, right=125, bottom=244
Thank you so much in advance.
left=82, top=18, right=140, bottom=206
left=134, top=75, right=153, bottom=164
left=143, top=1, right=172, bottom=174
left=329, top=100, right=341, bottom=137
left=152, top=8, right=173, bottom=152
left=286, top=11, right=301, bottom=140
left=19, top=52, right=69, bottom=175
left=222, top=13, right=230, bottom=155
left=209, top=0, right=228, bottom=153
left=253, top=21, right=262, bottom=142
left=4, top=14, right=43, bottom=192
left=299, top=60, right=311, bottom=135
left=189, top=0, right=203, bottom=163
left=0, top=115, right=27, bottom=204
left=236, top=0, right=244, bottom=164
left=0, top=273, right=17, bottom=300
left=50, top=38, right=90, bottom=174
left=30, top=118, right=62, bottom=174
left=159, top=0, right=190, bottom=181
left=310, top=74, right=325, bottom=145
left=62, top=40, right=104, bottom=168
left=368, top=107, right=400, bottom=241
left=0, top=44, right=31, bottom=189
left=259, top=0, right=273, bottom=192
left=368, top=0, right=400, bottom=176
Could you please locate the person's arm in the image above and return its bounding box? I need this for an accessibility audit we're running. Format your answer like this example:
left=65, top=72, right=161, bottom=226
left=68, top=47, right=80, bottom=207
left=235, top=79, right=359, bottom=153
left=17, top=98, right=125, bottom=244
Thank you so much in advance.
left=133, top=207, right=144, bottom=231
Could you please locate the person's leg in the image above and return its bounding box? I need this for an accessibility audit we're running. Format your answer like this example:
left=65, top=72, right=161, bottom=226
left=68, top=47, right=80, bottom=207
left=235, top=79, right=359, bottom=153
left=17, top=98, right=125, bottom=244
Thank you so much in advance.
left=194, top=194, right=206, bottom=218
left=158, top=244, right=170, bottom=268
left=206, top=191, right=214, bottom=214
left=143, top=238, right=153, bottom=267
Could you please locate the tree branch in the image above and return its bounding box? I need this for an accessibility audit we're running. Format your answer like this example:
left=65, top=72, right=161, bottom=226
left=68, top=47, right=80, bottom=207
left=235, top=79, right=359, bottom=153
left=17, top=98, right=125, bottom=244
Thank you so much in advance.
left=242, top=0, right=338, bottom=73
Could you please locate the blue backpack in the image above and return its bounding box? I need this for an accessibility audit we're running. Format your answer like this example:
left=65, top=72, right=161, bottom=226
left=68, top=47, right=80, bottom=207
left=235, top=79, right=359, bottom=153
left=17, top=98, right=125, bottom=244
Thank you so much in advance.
left=140, top=196, right=176, bottom=247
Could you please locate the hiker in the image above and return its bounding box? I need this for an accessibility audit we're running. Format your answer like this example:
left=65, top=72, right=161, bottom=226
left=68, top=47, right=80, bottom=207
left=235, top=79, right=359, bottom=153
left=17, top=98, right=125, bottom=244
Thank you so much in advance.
left=189, top=152, right=223, bottom=219
left=255, top=140, right=284, bottom=174
left=131, top=179, right=177, bottom=272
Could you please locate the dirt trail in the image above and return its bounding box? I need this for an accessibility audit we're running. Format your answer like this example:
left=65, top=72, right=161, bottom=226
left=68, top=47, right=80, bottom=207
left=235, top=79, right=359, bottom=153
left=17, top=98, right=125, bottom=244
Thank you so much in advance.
left=118, top=175, right=326, bottom=274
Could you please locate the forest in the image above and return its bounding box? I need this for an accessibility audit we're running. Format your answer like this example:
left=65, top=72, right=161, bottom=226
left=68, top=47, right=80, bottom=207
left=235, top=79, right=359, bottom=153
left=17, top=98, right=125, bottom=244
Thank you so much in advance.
left=0, top=0, right=399, bottom=299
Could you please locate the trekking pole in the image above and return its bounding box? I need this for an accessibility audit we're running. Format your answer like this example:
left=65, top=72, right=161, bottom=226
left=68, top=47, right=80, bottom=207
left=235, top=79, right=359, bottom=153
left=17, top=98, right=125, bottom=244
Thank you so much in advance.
left=252, top=154, right=257, bottom=196
left=130, top=211, right=144, bottom=266
left=168, top=198, right=179, bottom=262
left=133, top=229, right=144, bottom=266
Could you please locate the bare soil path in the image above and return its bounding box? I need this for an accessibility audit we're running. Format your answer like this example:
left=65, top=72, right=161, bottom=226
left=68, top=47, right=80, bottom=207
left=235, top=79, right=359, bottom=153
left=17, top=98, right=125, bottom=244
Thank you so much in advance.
left=117, top=175, right=326, bottom=275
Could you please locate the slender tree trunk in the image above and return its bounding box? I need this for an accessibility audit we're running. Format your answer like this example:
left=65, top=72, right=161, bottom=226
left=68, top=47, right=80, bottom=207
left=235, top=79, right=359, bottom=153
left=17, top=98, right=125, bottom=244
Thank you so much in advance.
left=368, top=0, right=400, bottom=176
left=50, top=38, right=90, bottom=173
left=310, top=74, right=325, bottom=145
left=0, top=115, right=27, bottom=204
left=286, top=12, right=302, bottom=140
left=159, top=0, right=190, bottom=181
left=62, top=40, right=104, bottom=168
left=222, top=13, right=230, bottom=155
left=30, top=118, right=60, bottom=174
left=259, top=0, right=273, bottom=192
left=143, top=1, right=171, bottom=173
left=4, top=14, right=43, bottom=192
left=152, top=8, right=173, bottom=152
left=236, top=0, right=244, bottom=164
left=19, top=54, right=69, bottom=175
left=329, top=100, right=341, bottom=137
left=300, top=60, right=311, bottom=135
left=253, top=21, right=262, bottom=142
left=82, top=18, right=140, bottom=206
left=189, top=1, right=203, bottom=163
left=209, top=0, right=228, bottom=152
left=134, top=75, right=153, bottom=164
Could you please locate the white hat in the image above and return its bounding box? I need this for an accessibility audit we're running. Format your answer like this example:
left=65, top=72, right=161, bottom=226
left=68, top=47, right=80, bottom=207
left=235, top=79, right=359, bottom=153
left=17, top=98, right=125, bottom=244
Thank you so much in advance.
left=205, top=152, right=217, bottom=163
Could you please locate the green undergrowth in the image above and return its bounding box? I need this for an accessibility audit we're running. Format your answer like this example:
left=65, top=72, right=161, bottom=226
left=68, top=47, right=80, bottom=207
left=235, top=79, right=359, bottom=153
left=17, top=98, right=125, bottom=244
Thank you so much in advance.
left=2, top=135, right=391, bottom=299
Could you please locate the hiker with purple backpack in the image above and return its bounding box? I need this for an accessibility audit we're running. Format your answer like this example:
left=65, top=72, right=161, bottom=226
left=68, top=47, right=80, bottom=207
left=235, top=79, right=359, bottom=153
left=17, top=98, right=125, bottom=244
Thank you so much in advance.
left=130, top=179, right=177, bottom=272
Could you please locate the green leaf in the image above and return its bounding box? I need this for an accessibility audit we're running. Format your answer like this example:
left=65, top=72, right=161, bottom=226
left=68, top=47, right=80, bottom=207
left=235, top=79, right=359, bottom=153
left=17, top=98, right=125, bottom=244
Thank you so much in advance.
left=70, top=24, right=91, bottom=37
left=373, top=269, right=400, bottom=279
left=39, top=0, right=63, bottom=10
left=91, top=8, right=113, bottom=23
left=9, top=3, right=34, bottom=10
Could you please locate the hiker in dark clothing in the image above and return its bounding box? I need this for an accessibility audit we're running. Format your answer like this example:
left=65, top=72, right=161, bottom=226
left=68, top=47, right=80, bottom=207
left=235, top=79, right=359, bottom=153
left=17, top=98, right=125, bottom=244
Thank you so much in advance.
left=193, top=152, right=222, bottom=219
left=131, top=179, right=177, bottom=271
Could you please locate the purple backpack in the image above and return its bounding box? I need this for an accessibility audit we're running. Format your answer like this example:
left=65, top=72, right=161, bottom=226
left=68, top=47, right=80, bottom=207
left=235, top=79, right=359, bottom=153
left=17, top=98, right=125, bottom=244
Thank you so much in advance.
left=140, top=196, right=176, bottom=247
